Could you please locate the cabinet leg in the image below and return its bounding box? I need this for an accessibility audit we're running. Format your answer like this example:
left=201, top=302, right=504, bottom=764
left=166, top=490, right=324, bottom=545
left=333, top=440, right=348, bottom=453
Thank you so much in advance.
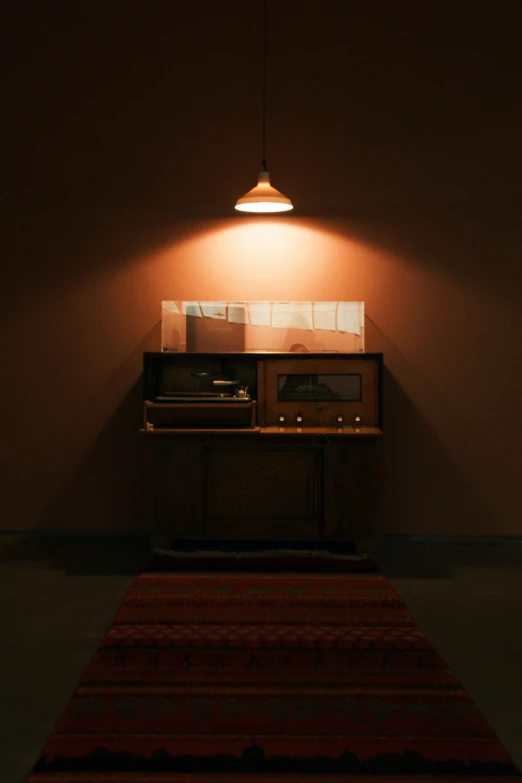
left=357, top=537, right=378, bottom=557
left=150, top=534, right=172, bottom=550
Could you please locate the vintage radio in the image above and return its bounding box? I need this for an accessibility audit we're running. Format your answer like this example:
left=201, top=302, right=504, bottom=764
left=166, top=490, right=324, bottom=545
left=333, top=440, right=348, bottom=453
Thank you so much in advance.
left=142, top=352, right=382, bottom=434
left=259, top=355, right=381, bottom=432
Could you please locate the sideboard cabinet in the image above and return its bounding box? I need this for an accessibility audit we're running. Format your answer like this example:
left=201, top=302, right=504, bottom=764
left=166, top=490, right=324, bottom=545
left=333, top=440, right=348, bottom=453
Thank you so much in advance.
left=140, top=352, right=383, bottom=544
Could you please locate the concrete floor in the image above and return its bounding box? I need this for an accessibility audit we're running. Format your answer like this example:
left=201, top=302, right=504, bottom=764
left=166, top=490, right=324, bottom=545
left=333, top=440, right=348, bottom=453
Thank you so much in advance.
left=1, top=534, right=521, bottom=783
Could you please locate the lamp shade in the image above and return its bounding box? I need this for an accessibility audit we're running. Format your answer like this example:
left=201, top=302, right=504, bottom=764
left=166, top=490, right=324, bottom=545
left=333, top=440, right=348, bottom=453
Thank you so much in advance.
left=235, top=171, right=293, bottom=213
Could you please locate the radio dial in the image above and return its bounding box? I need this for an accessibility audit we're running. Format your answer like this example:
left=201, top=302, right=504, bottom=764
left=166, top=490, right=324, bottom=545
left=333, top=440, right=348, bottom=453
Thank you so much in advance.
left=296, top=414, right=303, bottom=424
left=278, top=415, right=285, bottom=423
left=336, top=415, right=344, bottom=424
left=354, top=415, right=362, bottom=423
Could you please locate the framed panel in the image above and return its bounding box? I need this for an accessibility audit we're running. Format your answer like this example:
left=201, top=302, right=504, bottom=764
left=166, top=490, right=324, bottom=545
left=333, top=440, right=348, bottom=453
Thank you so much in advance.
left=205, top=442, right=322, bottom=538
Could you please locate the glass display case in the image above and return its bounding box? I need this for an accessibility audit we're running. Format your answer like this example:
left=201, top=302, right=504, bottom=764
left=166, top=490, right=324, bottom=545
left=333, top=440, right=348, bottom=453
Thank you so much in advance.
left=161, top=301, right=365, bottom=353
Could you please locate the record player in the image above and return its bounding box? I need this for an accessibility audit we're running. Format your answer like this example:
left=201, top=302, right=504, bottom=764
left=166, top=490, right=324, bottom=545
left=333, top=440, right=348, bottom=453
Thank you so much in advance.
left=143, top=361, right=258, bottom=430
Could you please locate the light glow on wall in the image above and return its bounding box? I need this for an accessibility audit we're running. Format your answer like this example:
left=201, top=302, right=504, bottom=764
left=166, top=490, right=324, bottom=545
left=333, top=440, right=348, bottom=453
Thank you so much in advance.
left=151, top=218, right=372, bottom=302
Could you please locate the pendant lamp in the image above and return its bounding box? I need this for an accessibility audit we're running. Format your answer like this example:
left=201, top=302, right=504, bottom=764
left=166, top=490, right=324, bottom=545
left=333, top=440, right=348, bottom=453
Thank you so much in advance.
left=235, top=0, right=293, bottom=214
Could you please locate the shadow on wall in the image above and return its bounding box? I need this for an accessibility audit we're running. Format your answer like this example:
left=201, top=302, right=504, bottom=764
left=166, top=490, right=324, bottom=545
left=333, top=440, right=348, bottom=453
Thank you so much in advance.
left=382, top=366, right=493, bottom=536
left=38, top=323, right=161, bottom=535
left=4, top=216, right=201, bottom=311
left=41, top=378, right=143, bottom=533
left=375, top=536, right=522, bottom=580
left=0, top=533, right=151, bottom=575
left=38, top=319, right=492, bottom=540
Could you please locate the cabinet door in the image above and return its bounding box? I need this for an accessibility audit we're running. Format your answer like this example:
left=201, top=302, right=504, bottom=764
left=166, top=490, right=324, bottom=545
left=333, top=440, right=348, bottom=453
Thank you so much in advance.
left=323, top=438, right=383, bottom=540
left=143, top=437, right=205, bottom=537
left=205, top=441, right=322, bottom=539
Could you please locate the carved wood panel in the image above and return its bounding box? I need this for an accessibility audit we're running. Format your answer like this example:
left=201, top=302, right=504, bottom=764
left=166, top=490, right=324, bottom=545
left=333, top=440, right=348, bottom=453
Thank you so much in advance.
left=323, top=438, right=383, bottom=539
left=143, top=437, right=205, bottom=537
left=206, top=445, right=320, bottom=525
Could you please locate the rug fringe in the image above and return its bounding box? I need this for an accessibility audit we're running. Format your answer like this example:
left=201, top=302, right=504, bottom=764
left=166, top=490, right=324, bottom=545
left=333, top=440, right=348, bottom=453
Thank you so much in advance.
left=152, top=548, right=368, bottom=560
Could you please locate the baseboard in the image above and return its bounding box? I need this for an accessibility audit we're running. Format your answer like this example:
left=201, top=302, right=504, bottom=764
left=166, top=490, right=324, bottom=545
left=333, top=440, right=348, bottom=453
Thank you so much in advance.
left=0, top=531, right=148, bottom=537
left=1, top=532, right=521, bottom=545
left=167, top=538, right=358, bottom=554
left=365, top=534, right=522, bottom=546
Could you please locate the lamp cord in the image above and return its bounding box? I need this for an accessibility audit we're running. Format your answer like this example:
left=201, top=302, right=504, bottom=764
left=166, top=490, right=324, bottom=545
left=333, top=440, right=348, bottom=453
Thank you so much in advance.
left=261, top=0, right=268, bottom=171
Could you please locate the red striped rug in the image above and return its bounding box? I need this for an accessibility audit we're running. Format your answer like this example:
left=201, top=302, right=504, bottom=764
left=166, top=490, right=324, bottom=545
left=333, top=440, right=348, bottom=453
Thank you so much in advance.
left=26, top=552, right=521, bottom=783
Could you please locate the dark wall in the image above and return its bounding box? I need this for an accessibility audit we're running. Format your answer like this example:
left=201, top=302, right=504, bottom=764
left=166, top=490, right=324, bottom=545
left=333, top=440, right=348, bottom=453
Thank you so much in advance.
left=3, top=1, right=521, bottom=533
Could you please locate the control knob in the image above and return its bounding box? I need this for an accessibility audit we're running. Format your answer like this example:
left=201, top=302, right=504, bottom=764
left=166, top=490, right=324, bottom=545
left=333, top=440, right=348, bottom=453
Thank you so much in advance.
left=296, top=413, right=303, bottom=424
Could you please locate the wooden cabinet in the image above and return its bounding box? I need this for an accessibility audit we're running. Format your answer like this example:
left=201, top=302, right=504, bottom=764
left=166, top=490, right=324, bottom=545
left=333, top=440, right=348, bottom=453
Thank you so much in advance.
left=142, top=432, right=382, bottom=543
left=141, top=352, right=383, bottom=544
